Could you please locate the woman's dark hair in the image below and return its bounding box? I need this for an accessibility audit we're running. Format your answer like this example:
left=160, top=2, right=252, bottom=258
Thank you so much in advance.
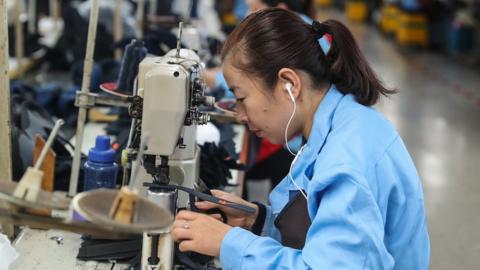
left=221, top=8, right=395, bottom=106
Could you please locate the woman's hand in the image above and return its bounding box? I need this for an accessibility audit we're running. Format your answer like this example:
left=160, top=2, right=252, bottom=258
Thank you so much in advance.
left=195, top=189, right=259, bottom=230
left=172, top=210, right=232, bottom=257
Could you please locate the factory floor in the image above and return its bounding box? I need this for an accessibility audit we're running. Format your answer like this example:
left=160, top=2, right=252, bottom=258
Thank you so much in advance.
left=247, top=9, right=480, bottom=270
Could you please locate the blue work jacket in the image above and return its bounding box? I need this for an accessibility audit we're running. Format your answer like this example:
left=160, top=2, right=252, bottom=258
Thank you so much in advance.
left=220, top=85, right=430, bottom=269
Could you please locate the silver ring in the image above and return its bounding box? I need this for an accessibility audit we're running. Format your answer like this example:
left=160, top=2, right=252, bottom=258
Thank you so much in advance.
left=183, top=221, right=190, bottom=229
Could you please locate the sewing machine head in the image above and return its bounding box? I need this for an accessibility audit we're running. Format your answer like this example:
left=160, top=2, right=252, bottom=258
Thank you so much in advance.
left=138, top=48, right=212, bottom=158
left=133, top=46, right=214, bottom=190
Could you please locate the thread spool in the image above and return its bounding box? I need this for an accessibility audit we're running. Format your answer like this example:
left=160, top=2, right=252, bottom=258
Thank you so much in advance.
left=116, top=39, right=147, bottom=94
left=108, top=186, right=138, bottom=225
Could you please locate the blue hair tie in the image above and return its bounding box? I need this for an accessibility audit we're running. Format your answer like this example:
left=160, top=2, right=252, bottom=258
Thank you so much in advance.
left=318, top=35, right=331, bottom=55
left=312, top=20, right=332, bottom=55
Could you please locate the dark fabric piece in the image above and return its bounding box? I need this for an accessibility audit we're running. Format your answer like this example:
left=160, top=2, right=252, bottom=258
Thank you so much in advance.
left=77, top=237, right=142, bottom=262
left=274, top=191, right=311, bottom=249
left=175, top=244, right=218, bottom=270
left=215, top=122, right=238, bottom=160
left=98, top=59, right=121, bottom=84
left=245, top=148, right=294, bottom=187
left=116, top=40, right=147, bottom=94
left=251, top=201, right=266, bottom=236
left=34, top=83, right=64, bottom=116
left=191, top=0, right=199, bottom=18
left=8, top=23, right=43, bottom=57
left=56, top=85, right=79, bottom=131
left=143, top=29, right=179, bottom=56
left=10, top=80, right=37, bottom=100
left=10, top=80, right=78, bottom=130
left=199, top=142, right=244, bottom=189
left=152, top=0, right=175, bottom=16
left=53, top=4, right=114, bottom=67
left=70, top=61, right=103, bottom=93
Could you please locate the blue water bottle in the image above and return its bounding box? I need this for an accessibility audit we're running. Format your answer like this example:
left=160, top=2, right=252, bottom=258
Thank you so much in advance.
left=83, top=135, right=118, bottom=191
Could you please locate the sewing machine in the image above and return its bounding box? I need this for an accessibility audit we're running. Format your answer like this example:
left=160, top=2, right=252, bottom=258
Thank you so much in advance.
left=126, top=47, right=214, bottom=269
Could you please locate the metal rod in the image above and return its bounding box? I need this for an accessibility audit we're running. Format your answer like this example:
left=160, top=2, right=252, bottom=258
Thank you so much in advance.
left=148, top=235, right=160, bottom=265
left=52, top=0, right=61, bottom=32
left=0, top=0, right=12, bottom=183
left=69, top=0, right=100, bottom=197
left=49, top=0, right=54, bottom=18
left=52, top=0, right=60, bottom=21
left=14, top=0, right=24, bottom=77
left=33, top=119, right=64, bottom=170
left=129, top=133, right=149, bottom=189
left=122, top=117, right=138, bottom=186
left=0, top=0, right=15, bottom=238
left=75, top=91, right=131, bottom=108
left=114, top=0, right=123, bottom=60
left=136, top=0, right=145, bottom=39
left=149, top=0, right=157, bottom=17
left=28, top=0, right=36, bottom=34
left=175, top=21, right=183, bottom=59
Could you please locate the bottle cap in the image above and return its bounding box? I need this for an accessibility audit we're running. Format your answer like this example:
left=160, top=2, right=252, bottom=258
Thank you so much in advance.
left=88, top=135, right=115, bottom=163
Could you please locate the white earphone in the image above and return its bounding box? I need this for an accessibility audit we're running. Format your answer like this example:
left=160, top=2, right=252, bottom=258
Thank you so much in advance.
left=285, top=82, right=295, bottom=102
left=284, top=81, right=296, bottom=155
left=285, top=82, right=297, bottom=156
left=285, top=82, right=307, bottom=200
left=284, top=81, right=308, bottom=200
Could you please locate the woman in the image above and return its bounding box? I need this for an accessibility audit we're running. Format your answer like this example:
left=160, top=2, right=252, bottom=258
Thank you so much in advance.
left=172, top=8, right=430, bottom=269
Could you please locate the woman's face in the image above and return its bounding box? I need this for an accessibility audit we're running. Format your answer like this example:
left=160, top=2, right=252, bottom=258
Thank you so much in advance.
left=222, top=59, right=295, bottom=144
left=246, top=0, right=270, bottom=14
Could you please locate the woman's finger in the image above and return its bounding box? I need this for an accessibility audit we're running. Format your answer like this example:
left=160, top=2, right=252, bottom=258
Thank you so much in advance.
left=178, top=240, right=195, bottom=253
left=172, top=227, right=193, bottom=242
left=209, top=213, right=223, bottom=221
left=176, top=210, right=200, bottom=221
left=210, top=189, right=229, bottom=198
left=195, top=200, right=220, bottom=210
left=172, top=219, right=191, bottom=229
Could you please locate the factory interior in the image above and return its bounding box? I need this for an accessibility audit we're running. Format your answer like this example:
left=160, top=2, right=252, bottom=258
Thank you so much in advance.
left=0, top=0, right=479, bottom=269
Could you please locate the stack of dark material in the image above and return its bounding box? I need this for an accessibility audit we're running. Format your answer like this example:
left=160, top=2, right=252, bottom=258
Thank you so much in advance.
left=199, top=140, right=243, bottom=189
left=77, top=236, right=142, bottom=268
left=9, top=86, right=86, bottom=191
left=8, top=23, right=43, bottom=58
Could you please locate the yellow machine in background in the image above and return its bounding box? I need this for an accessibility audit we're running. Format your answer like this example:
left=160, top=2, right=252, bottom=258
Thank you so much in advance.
left=396, top=11, right=428, bottom=47
left=346, top=0, right=368, bottom=21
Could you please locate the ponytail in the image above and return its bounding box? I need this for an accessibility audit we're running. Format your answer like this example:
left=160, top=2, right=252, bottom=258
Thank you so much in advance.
left=322, top=20, right=396, bottom=106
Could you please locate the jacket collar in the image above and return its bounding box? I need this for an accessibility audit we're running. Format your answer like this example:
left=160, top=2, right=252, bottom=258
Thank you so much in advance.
left=304, top=84, right=344, bottom=155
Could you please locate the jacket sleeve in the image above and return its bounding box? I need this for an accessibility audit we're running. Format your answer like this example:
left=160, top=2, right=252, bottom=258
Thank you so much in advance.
left=262, top=204, right=281, bottom=241
left=219, top=169, right=394, bottom=270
